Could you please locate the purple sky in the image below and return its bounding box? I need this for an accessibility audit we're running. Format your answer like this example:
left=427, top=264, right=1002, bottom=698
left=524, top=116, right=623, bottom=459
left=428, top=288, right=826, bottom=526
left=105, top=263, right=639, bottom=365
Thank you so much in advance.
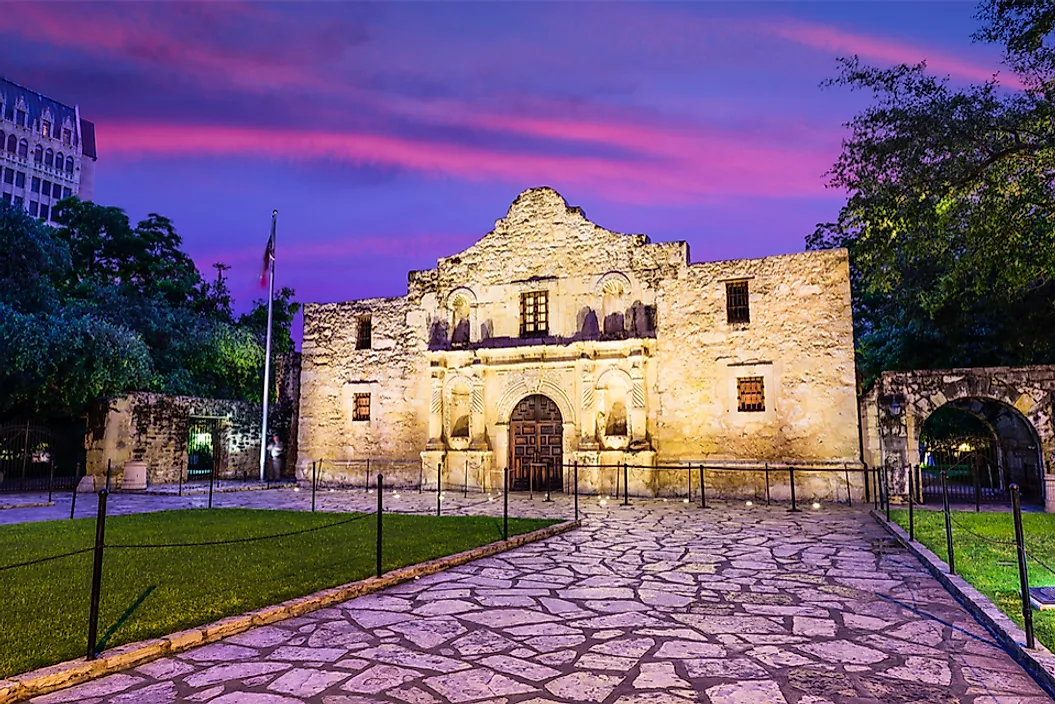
left=1, top=2, right=1014, bottom=344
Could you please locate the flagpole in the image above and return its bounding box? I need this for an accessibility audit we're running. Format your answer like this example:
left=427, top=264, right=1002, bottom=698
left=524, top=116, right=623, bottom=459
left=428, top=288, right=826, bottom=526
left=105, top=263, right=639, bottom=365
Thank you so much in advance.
left=259, top=210, right=277, bottom=481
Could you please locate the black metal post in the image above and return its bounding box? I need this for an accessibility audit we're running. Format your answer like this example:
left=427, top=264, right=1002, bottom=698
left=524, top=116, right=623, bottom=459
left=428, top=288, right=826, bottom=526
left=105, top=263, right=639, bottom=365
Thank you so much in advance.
left=788, top=467, right=800, bottom=512
left=208, top=462, right=215, bottom=509
left=503, top=467, right=509, bottom=540
left=545, top=461, right=553, bottom=503
left=70, top=462, right=80, bottom=520
left=974, top=457, right=982, bottom=513
left=622, top=461, right=629, bottom=506
left=529, top=460, right=534, bottom=501
left=418, top=461, right=423, bottom=493
left=86, top=489, right=108, bottom=659
left=1011, top=484, right=1035, bottom=648
left=437, top=462, right=442, bottom=517
left=872, top=466, right=878, bottom=510
left=844, top=463, right=852, bottom=507
left=700, top=465, right=708, bottom=509
left=908, top=464, right=915, bottom=542
left=47, top=457, right=55, bottom=503
left=574, top=460, right=579, bottom=521
left=885, top=466, right=892, bottom=521
left=687, top=466, right=692, bottom=503
left=464, top=458, right=469, bottom=498
left=311, top=460, right=317, bottom=513
left=764, top=463, right=771, bottom=506
left=941, top=469, right=955, bottom=575
left=178, top=464, right=184, bottom=497
left=105, top=459, right=112, bottom=493
left=376, top=474, right=384, bottom=578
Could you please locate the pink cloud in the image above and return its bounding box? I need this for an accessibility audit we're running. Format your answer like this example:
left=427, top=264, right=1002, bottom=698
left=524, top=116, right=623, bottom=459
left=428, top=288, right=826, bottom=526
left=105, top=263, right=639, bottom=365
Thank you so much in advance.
left=99, top=119, right=836, bottom=204
left=764, top=18, right=1020, bottom=87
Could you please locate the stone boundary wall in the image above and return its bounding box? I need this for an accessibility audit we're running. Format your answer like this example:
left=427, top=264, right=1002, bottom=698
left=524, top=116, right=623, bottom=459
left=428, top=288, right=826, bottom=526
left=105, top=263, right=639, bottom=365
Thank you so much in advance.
left=86, top=394, right=261, bottom=486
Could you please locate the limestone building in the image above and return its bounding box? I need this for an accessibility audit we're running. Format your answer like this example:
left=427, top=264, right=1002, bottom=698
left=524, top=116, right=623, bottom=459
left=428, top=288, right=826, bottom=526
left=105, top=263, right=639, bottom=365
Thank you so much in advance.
left=0, top=76, right=98, bottom=223
left=298, top=188, right=861, bottom=498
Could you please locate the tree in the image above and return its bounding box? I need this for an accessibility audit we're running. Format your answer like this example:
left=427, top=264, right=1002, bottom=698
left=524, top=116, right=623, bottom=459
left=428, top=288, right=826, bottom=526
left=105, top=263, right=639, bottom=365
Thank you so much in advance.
left=809, top=1, right=1055, bottom=385
left=239, top=287, right=301, bottom=356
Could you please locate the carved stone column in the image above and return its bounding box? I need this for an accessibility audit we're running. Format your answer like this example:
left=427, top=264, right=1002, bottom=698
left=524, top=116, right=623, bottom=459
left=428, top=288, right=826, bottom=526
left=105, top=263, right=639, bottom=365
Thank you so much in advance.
left=469, top=376, right=488, bottom=450
left=579, top=367, right=598, bottom=450
left=426, top=372, right=444, bottom=450
left=630, top=372, right=647, bottom=448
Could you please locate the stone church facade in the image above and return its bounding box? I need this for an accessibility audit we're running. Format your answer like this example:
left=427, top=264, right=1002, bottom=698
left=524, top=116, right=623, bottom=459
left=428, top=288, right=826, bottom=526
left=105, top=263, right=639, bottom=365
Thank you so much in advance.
left=297, top=188, right=861, bottom=497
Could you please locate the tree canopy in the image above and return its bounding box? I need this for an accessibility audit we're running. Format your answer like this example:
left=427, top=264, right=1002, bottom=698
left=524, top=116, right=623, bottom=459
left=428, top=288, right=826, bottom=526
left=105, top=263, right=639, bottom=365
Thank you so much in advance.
left=0, top=199, right=299, bottom=417
left=809, top=0, right=1055, bottom=386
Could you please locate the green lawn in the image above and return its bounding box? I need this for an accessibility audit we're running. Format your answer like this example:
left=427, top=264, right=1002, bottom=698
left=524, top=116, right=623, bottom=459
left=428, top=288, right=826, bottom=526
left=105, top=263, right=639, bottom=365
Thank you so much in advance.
left=0, top=509, right=557, bottom=678
left=889, top=508, right=1055, bottom=649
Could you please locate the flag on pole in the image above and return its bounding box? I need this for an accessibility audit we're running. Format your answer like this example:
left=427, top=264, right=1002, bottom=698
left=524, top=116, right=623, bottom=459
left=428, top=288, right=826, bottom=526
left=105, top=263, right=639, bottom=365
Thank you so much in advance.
left=260, top=233, right=274, bottom=287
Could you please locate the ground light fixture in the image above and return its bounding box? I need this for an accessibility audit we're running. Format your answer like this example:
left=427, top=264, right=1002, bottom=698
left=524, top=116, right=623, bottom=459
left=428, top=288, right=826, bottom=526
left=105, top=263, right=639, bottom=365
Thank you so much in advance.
left=682, top=498, right=689, bottom=503
left=812, top=502, right=820, bottom=509
left=600, top=499, right=608, bottom=506
left=745, top=500, right=753, bottom=506
left=293, top=487, right=300, bottom=492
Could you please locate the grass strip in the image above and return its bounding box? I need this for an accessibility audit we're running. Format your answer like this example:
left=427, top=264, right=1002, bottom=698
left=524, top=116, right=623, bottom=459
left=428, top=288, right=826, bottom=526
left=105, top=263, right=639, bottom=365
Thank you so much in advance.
left=889, top=508, right=1055, bottom=649
left=0, top=508, right=556, bottom=677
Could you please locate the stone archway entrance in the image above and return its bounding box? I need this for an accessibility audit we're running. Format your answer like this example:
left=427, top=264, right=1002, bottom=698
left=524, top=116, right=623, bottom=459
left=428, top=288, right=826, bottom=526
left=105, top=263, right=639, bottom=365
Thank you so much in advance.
left=861, top=366, right=1055, bottom=510
left=509, top=394, right=563, bottom=491
left=919, top=399, right=1044, bottom=505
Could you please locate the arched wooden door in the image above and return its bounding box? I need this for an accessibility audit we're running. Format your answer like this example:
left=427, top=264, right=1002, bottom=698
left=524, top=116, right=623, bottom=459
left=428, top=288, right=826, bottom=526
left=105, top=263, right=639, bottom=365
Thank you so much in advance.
left=509, top=395, right=563, bottom=491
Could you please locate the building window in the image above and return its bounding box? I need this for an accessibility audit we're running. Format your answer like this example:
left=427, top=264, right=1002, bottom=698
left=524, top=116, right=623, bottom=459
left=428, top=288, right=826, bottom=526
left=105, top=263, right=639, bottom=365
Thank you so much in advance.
left=353, top=393, right=371, bottom=421
left=65, top=157, right=74, bottom=174
left=17, top=139, right=27, bottom=158
left=42, top=180, right=51, bottom=197
left=44, top=149, right=53, bottom=167
left=16, top=110, right=26, bottom=128
left=356, top=316, right=372, bottom=350
left=33, top=145, right=42, bottom=164
left=520, top=290, right=549, bottom=337
left=52, top=182, right=62, bottom=198
left=14, top=172, right=24, bottom=188
left=1, top=193, right=10, bottom=204
left=737, top=376, right=765, bottom=412
left=29, top=201, right=38, bottom=216
left=62, top=187, right=71, bottom=199
left=62, top=128, right=71, bottom=145
left=13, top=195, right=22, bottom=208
left=39, top=204, right=49, bottom=220
left=726, top=280, right=750, bottom=324
left=30, top=177, right=39, bottom=193
left=3, top=169, right=12, bottom=185
left=5, top=134, right=14, bottom=153
left=42, top=121, right=50, bottom=138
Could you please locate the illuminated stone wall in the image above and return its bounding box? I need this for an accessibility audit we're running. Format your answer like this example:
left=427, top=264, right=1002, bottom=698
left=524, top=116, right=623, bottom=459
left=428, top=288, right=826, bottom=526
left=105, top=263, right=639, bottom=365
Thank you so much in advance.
left=297, top=187, right=861, bottom=496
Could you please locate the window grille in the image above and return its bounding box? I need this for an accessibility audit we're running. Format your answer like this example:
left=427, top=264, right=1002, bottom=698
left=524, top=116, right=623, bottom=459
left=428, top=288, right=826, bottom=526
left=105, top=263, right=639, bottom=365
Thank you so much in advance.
left=737, top=377, right=765, bottom=412
left=726, top=280, right=750, bottom=324
left=356, top=316, right=372, bottom=350
left=520, top=290, right=549, bottom=337
left=353, top=393, right=371, bottom=421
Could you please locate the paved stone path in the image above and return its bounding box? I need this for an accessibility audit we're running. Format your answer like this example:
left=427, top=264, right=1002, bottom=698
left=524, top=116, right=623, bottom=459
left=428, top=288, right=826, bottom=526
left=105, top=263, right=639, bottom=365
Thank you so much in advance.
left=25, top=501, right=1055, bottom=703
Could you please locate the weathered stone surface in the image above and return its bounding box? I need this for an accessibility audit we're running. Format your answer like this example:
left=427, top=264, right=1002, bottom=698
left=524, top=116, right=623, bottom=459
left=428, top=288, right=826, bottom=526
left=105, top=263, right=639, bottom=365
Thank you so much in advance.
left=298, top=187, right=861, bottom=499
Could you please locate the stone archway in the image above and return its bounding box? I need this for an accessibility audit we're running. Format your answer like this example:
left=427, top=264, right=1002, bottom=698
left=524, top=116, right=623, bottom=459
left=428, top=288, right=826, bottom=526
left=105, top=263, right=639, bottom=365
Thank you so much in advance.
left=508, top=394, right=563, bottom=491
left=861, top=366, right=1055, bottom=510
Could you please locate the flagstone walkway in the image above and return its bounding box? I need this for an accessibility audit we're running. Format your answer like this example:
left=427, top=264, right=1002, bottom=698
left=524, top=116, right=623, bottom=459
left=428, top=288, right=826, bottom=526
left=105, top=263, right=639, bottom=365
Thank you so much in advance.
left=30, top=502, right=1053, bottom=704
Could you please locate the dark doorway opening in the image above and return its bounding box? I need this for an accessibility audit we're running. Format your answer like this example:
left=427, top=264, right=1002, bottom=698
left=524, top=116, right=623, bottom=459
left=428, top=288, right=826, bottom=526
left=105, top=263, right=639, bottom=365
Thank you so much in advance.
left=919, top=399, right=1043, bottom=506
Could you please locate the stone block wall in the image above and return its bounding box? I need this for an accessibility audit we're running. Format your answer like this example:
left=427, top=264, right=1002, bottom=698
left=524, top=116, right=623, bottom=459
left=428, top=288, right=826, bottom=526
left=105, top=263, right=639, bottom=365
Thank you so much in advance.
left=86, top=393, right=261, bottom=486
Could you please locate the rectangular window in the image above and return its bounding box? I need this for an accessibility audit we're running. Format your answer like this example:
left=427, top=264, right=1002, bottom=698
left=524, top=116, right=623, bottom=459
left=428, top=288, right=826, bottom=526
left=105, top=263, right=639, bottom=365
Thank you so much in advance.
left=2, top=193, right=11, bottom=204
left=52, top=182, right=62, bottom=198
left=39, top=204, right=49, bottom=220
left=41, top=121, right=50, bottom=138
left=62, top=128, right=71, bottom=145
left=29, top=201, right=38, bottom=216
left=726, top=280, right=750, bottom=324
left=62, top=187, right=71, bottom=199
left=14, top=172, right=24, bottom=188
left=16, top=110, right=26, bottom=127
left=3, top=168, right=12, bottom=185
left=31, top=176, right=39, bottom=193
left=519, top=290, right=549, bottom=337
left=356, top=316, right=372, bottom=350
left=353, top=393, right=371, bottom=421
left=42, top=180, right=51, bottom=196
left=13, top=195, right=22, bottom=208
left=737, top=376, right=765, bottom=412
